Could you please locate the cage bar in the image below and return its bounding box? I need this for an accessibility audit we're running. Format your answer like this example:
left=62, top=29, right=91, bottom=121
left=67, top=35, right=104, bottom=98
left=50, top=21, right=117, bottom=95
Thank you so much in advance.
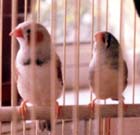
left=50, top=0, right=57, bottom=134
left=36, top=0, right=40, bottom=22
left=87, top=0, right=95, bottom=134
left=118, top=0, right=124, bottom=135
left=0, top=0, right=139, bottom=135
left=106, top=0, right=108, bottom=31
left=24, top=0, right=28, bottom=21
left=132, top=9, right=137, bottom=104
left=62, top=0, right=67, bottom=134
left=11, top=0, right=18, bottom=134
left=73, top=0, right=80, bottom=135
left=29, top=1, right=39, bottom=135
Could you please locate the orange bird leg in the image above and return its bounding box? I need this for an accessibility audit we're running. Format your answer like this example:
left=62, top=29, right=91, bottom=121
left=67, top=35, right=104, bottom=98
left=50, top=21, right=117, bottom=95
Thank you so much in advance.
left=105, top=117, right=111, bottom=135
left=112, top=96, right=127, bottom=112
left=88, top=98, right=96, bottom=112
left=18, top=100, right=28, bottom=119
left=119, top=96, right=128, bottom=112
left=120, top=101, right=128, bottom=113
left=55, top=101, right=62, bottom=118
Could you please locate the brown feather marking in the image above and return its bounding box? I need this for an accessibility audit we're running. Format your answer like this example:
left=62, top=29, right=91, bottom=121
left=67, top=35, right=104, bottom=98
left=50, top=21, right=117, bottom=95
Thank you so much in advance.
left=123, top=60, right=128, bottom=88
left=56, top=55, right=63, bottom=85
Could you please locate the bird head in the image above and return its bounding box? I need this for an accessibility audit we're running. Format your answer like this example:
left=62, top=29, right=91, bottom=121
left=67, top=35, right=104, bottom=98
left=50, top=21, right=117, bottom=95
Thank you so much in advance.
left=9, top=21, right=51, bottom=49
left=94, top=31, right=119, bottom=51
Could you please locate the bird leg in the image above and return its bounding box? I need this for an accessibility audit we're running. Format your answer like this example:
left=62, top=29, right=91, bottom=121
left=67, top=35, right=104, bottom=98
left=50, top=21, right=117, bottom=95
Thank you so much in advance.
left=18, top=100, right=28, bottom=119
left=55, top=101, right=61, bottom=118
left=118, top=96, right=128, bottom=113
left=112, top=96, right=127, bottom=112
left=119, top=99, right=128, bottom=113
left=88, top=98, right=97, bottom=112
left=105, top=117, right=111, bottom=135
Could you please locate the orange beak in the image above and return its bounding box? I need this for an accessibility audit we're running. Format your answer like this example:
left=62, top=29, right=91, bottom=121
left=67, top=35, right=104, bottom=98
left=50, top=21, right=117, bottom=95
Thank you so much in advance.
left=9, top=28, right=24, bottom=38
left=95, top=32, right=104, bottom=42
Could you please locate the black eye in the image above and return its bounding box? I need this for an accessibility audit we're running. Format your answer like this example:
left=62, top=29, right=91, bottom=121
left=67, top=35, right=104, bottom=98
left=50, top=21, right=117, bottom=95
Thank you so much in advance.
left=26, top=29, right=31, bottom=34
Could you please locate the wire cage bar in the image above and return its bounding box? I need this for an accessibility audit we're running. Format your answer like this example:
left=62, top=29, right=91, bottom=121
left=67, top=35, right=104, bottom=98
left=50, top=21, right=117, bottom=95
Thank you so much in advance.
left=0, top=0, right=140, bottom=135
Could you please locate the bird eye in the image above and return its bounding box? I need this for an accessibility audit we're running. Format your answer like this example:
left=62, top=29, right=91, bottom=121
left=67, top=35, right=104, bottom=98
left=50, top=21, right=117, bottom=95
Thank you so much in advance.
left=26, top=29, right=31, bottom=34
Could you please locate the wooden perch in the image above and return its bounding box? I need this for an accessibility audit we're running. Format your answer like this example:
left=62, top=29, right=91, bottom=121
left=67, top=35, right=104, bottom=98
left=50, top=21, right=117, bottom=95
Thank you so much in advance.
left=0, top=104, right=140, bottom=121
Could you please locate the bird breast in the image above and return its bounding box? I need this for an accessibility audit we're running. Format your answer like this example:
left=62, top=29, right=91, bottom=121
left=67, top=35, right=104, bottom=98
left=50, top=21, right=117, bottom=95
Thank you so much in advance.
left=89, top=53, right=126, bottom=100
left=91, top=66, right=121, bottom=99
left=16, top=62, right=62, bottom=106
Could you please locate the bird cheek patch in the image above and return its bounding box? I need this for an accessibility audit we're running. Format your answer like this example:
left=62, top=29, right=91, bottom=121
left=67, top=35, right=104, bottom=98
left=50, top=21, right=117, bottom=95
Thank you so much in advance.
left=36, top=31, right=44, bottom=43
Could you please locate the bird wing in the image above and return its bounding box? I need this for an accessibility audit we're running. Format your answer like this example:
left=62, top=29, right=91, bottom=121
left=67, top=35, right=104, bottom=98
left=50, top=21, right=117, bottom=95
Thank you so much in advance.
left=123, top=60, right=128, bottom=88
left=88, top=65, right=95, bottom=87
left=56, top=54, right=63, bottom=85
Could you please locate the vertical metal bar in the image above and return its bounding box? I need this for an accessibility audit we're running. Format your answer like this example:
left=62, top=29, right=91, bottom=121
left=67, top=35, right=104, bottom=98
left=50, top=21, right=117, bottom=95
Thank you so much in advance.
left=132, top=9, right=136, bottom=104
left=106, top=0, right=108, bottom=31
left=118, top=0, right=124, bottom=135
left=104, top=1, right=111, bottom=134
left=62, top=0, right=67, bottom=108
left=23, top=0, right=28, bottom=133
left=62, top=0, right=67, bottom=134
left=88, top=0, right=94, bottom=134
left=63, top=0, right=67, bottom=108
left=11, top=0, right=18, bottom=110
left=30, top=0, right=40, bottom=135
left=73, top=0, right=80, bottom=135
left=97, top=0, right=101, bottom=31
left=0, top=0, right=3, bottom=134
left=21, top=1, right=29, bottom=134
left=51, top=0, right=57, bottom=134
left=94, top=1, right=102, bottom=134
left=104, top=0, right=108, bottom=107
left=36, top=0, right=40, bottom=22
left=30, top=1, right=37, bottom=135
left=119, top=1, right=123, bottom=51
left=30, top=0, right=38, bottom=21
left=36, top=0, right=41, bottom=134
left=24, top=0, right=28, bottom=21
left=90, top=0, right=94, bottom=57
left=11, top=0, right=18, bottom=134
left=104, top=0, right=109, bottom=131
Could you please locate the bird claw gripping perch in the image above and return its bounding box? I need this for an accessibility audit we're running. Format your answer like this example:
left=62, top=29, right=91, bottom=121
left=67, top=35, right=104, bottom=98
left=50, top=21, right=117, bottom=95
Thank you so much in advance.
left=18, top=100, right=28, bottom=120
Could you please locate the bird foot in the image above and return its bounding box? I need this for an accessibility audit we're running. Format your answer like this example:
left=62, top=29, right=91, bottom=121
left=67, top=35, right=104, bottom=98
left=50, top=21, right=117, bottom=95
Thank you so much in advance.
left=105, top=118, right=111, bottom=135
left=119, top=100, right=128, bottom=113
left=18, top=100, right=28, bottom=119
left=112, top=96, right=127, bottom=112
left=55, top=101, right=61, bottom=118
left=88, top=99, right=96, bottom=112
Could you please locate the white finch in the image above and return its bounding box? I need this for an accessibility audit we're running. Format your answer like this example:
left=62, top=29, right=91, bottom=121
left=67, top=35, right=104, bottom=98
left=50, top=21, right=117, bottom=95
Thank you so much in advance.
left=89, top=31, right=128, bottom=104
left=10, top=21, right=63, bottom=133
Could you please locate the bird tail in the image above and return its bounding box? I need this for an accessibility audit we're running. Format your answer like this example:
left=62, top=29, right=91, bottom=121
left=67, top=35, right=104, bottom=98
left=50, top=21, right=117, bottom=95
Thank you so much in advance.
left=37, top=120, right=51, bottom=135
